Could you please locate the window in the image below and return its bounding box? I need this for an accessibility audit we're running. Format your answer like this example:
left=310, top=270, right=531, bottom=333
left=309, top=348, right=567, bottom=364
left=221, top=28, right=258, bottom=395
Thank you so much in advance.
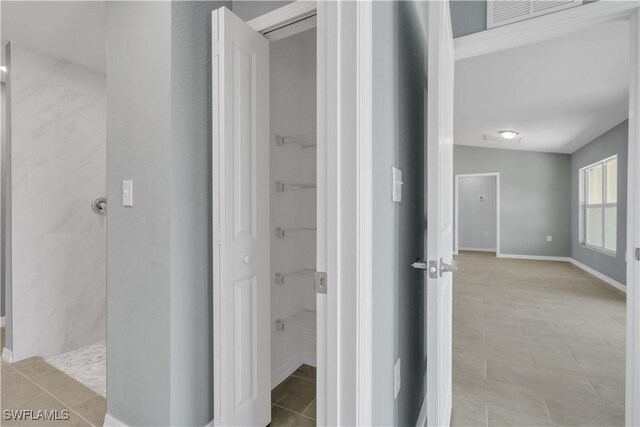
left=581, top=156, right=617, bottom=254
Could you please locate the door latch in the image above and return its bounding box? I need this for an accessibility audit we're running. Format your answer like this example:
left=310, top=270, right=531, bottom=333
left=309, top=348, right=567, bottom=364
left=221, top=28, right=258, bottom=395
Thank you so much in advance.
left=411, top=257, right=457, bottom=278
left=315, top=271, right=327, bottom=294
left=412, top=258, right=439, bottom=278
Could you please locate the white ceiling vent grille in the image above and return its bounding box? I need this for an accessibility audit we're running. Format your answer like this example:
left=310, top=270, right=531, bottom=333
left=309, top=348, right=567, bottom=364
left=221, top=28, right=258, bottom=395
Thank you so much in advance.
left=487, top=0, right=582, bottom=29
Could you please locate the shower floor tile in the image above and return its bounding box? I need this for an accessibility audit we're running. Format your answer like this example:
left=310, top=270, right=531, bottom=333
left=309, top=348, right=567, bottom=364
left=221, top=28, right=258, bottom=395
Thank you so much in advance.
left=46, top=340, right=106, bottom=397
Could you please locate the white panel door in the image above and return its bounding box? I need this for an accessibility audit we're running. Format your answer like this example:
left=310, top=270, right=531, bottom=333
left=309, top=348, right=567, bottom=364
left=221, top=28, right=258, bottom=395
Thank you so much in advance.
left=212, top=7, right=270, bottom=427
left=426, top=1, right=455, bottom=426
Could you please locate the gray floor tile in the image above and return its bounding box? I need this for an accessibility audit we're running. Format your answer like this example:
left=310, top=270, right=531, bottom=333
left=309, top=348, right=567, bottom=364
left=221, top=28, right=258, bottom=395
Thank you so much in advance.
left=453, top=252, right=625, bottom=427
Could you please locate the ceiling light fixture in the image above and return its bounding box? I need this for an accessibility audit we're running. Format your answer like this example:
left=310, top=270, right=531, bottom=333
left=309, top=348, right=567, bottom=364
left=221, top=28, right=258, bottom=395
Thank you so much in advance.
left=499, top=130, right=519, bottom=140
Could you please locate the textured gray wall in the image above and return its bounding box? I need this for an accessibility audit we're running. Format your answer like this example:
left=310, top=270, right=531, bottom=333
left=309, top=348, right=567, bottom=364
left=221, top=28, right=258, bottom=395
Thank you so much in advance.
left=169, top=1, right=229, bottom=424
left=107, top=1, right=228, bottom=424
left=372, top=2, right=427, bottom=425
left=571, top=120, right=628, bottom=285
left=1, top=81, right=6, bottom=319
left=458, top=175, right=497, bottom=250
left=450, top=0, right=487, bottom=38
left=454, top=146, right=572, bottom=257
left=106, top=2, right=172, bottom=424
left=231, top=0, right=292, bottom=21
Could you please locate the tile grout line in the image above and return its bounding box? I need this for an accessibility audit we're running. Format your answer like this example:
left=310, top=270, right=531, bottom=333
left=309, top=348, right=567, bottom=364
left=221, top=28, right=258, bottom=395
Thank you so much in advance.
left=541, top=396, right=554, bottom=424
left=272, top=402, right=316, bottom=421
left=588, top=380, right=610, bottom=408
left=565, top=344, right=579, bottom=362
left=11, top=365, right=99, bottom=427
left=300, top=398, right=316, bottom=416
left=290, top=374, right=316, bottom=385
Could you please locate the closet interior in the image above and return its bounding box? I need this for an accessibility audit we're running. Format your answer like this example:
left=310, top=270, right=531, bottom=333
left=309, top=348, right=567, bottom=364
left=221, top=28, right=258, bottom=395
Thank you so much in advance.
left=269, top=27, right=318, bottom=388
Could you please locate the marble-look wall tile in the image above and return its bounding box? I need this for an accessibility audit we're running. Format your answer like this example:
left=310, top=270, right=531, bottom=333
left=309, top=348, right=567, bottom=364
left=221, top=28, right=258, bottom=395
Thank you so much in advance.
left=10, top=43, right=106, bottom=361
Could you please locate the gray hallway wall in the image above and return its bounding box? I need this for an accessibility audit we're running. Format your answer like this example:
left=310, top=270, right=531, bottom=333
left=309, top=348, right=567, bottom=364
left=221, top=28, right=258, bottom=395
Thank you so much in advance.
left=107, top=1, right=229, bottom=425
left=372, top=1, right=428, bottom=425
left=571, top=120, right=628, bottom=285
left=454, top=146, right=572, bottom=257
left=458, top=175, right=497, bottom=251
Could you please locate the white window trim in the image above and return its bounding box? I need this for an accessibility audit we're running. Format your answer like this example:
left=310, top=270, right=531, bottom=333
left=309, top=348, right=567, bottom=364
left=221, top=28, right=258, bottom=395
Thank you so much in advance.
left=580, top=155, right=618, bottom=256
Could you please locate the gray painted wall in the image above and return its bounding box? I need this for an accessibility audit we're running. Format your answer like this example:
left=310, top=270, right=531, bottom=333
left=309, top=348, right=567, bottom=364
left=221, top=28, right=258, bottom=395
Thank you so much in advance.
left=571, top=120, right=628, bottom=285
left=458, top=175, right=497, bottom=250
left=2, top=44, right=12, bottom=351
left=106, top=2, right=172, bottom=424
left=1, top=80, right=6, bottom=319
left=372, top=2, right=427, bottom=425
left=454, top=146, right=572, bottom=257
left=169, top=1, right=229, bottom=424
left=107, top=1, right=228, bottom=424
left=231, top=0, right=292, bottom=21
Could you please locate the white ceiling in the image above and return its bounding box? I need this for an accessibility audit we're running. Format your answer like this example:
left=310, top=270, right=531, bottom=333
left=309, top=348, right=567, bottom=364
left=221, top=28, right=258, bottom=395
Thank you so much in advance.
left=1, top=1, right=106, bottom=73
left=454, top=19, right=630, bottom=154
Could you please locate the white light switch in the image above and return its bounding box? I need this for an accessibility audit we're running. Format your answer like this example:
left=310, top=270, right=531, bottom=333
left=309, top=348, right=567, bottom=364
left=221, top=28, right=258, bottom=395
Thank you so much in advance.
left=394, top=357, right=401, bottom=399
left=547, top=235, right=552, bottom=242
left=122, top=180, right=133, bottom=207
left=392, top=167, right=403, bottom=203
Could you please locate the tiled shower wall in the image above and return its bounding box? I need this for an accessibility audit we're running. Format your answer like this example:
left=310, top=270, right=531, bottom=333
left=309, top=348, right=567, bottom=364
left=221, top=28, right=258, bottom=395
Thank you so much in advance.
left=9, top=43, right=106, bottom=361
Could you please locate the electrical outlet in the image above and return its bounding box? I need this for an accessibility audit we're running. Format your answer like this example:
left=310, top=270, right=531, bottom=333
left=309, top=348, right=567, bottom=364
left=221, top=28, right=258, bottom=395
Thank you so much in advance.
left=547, top=235, right=552, bottom=242
left=394, top=358, right=401, bottom=399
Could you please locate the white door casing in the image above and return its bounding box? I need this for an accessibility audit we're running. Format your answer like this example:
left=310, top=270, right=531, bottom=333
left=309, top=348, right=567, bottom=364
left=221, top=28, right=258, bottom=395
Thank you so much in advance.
left=212, top=7, right=271, bottom=427
left=426, top=1, right=455, bottom=426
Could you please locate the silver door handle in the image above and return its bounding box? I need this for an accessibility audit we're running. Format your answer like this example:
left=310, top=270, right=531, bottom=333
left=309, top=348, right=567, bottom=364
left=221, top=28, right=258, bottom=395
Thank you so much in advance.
left=412, top=257, right=457, bottom=278
left=439, top=258, right=458, bottom=276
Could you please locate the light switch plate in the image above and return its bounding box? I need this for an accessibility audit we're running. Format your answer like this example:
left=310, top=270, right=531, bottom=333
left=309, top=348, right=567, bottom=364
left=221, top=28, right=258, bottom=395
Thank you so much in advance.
left=392, top=167, right=403, bottom=203
left=122, top=180, right=133, bottom=207
left=547, top=235, right=552, bottom=242
left=394, top=357, right=401, bottom=399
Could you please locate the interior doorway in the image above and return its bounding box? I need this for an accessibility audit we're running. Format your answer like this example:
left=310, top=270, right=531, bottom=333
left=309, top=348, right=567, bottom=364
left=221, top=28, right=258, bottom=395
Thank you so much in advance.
left=211, top=4, right=322, bottom=426
left=454, top=173, right=500, bottom=256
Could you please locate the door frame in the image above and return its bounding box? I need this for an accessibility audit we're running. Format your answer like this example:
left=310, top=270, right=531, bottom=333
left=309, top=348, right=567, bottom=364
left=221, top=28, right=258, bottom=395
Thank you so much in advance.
left=454, top=2, right=640, bottom=425
left=454, top=173, right=501, bottom=256
left=235, top=1, right=375, bottom=425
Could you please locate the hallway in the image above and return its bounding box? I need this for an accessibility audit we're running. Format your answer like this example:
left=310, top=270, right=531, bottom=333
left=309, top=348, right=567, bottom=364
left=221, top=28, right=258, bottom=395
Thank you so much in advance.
left=452, top=251, right=626, bottom=426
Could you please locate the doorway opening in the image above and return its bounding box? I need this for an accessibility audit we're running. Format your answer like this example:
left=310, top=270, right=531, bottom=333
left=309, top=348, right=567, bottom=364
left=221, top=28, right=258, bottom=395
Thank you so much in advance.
left=450, top=9, right=631, bottom=426
left=454, top=173, right=500, bottom=256
left=211, top=5, right=321, bottom=426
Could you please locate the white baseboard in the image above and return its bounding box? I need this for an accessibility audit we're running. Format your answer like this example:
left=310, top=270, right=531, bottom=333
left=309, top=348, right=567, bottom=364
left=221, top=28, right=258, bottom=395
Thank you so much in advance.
left=458, top=247, right=496, bottom=252
left=569, top=258, right=626, bottom=293
left=2, top=347, right=12, bottom=363
left=498, top=253, right=571, bottom=262
left=496, top=253, right=626, bottom=293
left=415, top=394, right=428, bottom=427
left=103, top=413, right=128, bottom=427
left=271, top=354, right=303, bottom=389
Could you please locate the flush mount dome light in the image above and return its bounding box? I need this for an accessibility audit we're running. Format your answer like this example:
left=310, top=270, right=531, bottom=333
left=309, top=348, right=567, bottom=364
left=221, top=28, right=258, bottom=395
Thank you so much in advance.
left=499, top=130, right=519, bottom=140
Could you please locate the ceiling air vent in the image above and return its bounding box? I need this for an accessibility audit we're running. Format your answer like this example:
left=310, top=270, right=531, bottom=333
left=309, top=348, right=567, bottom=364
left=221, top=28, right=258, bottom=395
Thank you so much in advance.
left=487, top=0, right=582, bottom=29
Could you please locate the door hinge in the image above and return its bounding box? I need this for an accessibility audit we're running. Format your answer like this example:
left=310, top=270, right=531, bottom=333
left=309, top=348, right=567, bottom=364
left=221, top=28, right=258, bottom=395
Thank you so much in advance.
left=315, top=271, right=327, bottom=294
left=635, top=247, right=640, bottom=261
left=213, top=42, right=221, bottom=57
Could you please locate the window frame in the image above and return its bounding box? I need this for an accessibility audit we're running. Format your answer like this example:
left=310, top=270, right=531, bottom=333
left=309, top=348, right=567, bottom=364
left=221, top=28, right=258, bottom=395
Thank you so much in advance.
left=580, top=155, right=618, bottom=256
